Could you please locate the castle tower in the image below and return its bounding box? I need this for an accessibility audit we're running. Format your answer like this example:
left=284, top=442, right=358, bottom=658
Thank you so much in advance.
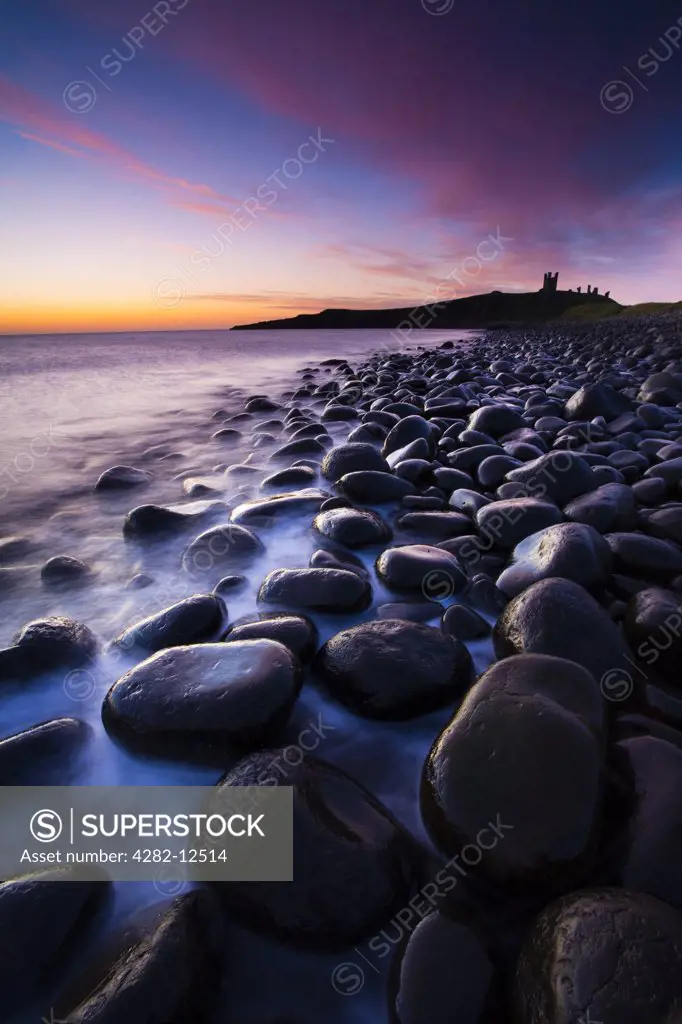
left=542, top=272, right=559, bottom=293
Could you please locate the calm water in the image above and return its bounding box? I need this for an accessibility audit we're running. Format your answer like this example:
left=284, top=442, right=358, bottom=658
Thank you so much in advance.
left=0, top=327, right=487, bottom=1023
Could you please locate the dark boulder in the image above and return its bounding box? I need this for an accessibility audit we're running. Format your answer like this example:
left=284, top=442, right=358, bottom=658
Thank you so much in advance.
left=496, top=522, right=612, bottom=598
left=606, top=532, right=682, bottom=581
left=258, top=567, right=372, bottom=613
left=338, top=471, right=415, bottom=504
left=222, top=612, right=318, bottom=663
left=314, top=618, right=473, bottom=719
left=321, top=443, right=389, bottom=481
left=0, top=718, right=91, bottom=784
left=506, top=451, right=596, bottom=506
left=103, top=640, right=302, bottom=762
left=476, top=498, right=563, bottom=549
left=564, top=482, right=637, bottom=533
left=493, top=578, right=634, bottom=690
left=212, top=751, right=423, bottom=948
left=514, top=888, right=682, bottom=1023
left=0, top=616, right=97, bottom=683
left=313, top=507, right=391, bottom=548
left=113, top=595, right=225, bottom=653
left=376, top=544, right=466, bottom=595
left=95, top=465, right=150, bottom=491
left=55, top=890, right=225, bottom=1024
left=421, top=655, right=604, bottom=897
left=565, top=382, right=633, bottom=422
left=623, top=587, right=682, bottom=681
left=181, top=523, right=264, bottom=579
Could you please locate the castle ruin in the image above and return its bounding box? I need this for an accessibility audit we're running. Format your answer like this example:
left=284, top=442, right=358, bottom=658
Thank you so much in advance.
left=541, top=273, right=610, bottom=300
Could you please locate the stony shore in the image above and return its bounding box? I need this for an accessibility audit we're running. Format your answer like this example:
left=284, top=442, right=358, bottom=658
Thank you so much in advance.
left=3, top=312, right=682, bottom=1022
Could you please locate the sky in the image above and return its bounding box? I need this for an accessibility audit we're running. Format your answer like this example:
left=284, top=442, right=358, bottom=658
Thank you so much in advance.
left=1, top=0, right=682, bottom=334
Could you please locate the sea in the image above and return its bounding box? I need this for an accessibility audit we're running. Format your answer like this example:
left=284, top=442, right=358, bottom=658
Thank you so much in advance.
left=0, top=327, right=490, bottom=1023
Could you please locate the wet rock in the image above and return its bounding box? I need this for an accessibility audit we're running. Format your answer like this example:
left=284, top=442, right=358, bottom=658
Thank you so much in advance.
left=476, top=497, right=563, bottom=548
left=606, top=531, right=682, bottom=580
left=222, top=612, right=318, bottom=663
left=644, top=456, right=682, bottom=491
left=338, top=471, right=415, bottom=504
left=126, top=572, right=154, bottom=590
left=477, top=454, right=522, bottom=488
left=211, top=427, right=243, bottom=442
left=513, top=888, right=682, bottom=1023
left=441, top=604, right=491, bottom=641
left=449, top=489, right=491, bottom=516
left=421, top=655, right=604, bottom=895
left=376, top=544, right=466, bottom=595
left=564, top=481, right=637, bottom=533
left=103, top=640, right=302, bottom=761
left=230, top=489, right=328, bottom=527
left=623, top=587, right=682, bottom=681
left=181, top=523, right=264, bottom=580
left=212, top=752, right=423, bottom=948
left=0, top=718, right=91, bottom=784
left=313, top=507, right=391, bottom=548
left=260, top=466, right=317, bottom=490
left=494, top=577, right=634, bottom=686
left=113, top=595, right=225, bottom=653
left=468, top=404, right=524, bottom=438
left=258, top=567, right=372, bottom=613
left=645, top=506, right=682, bottom=546
left=56, top=890, right=225, bottom=1024
left=383, top=415, right=434, bottom=457
left=565, top=382, right=633, bottom=422
left=396, top=511, right=471, bottom=541
left=506, top=451, right=596, bottom=506
left=124, top=501, right=225, bottom=539
left=41, top=554, right=91, bottom=584
left=496, top=522, right=612, bottom=598
left=0, top=616, right=97, bottom=682
left=0, top=868, right=110, bottom=1018
left=246, top=396, right=280, bottom=412
left=314, top=618, right=473, bottom=719
left=94, top=465, right=151, bottom=491
left=389, top=911, right=501, bottom=1024
left=616, top=735, right=682, bottom=910
left=0, top=535, right=33, bottom=564
left=309, top=547, right=369, bottom=577
left=213, top=574, right=248, bottom=598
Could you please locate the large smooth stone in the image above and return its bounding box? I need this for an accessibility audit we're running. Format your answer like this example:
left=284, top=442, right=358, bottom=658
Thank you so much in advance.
left=396, top=512, right=470, bottom=541
left=616, top=735, right=682, bottom=910
left=222, top=612, right=318, bottom=663
left=313, top=507, right=391, bottom=548
left=421, top=654, right=604, bottom=896
left=0, top=616, right=98, bottom=682
left=181, top=524, right=264, bottom=579
left=623, top=587, right=682, bottom=683
left=467, top=404, right=525, bottom=437
left=376, top=544, right=466, bottom=595
left=0, top=868, right=109, bottom=1018
left=103, top=641, right=302, bottom=761
left=260, top=466, right=317, bottom=490
left=390, top=911, right=501, bottom=1024
left=321, top=443, right=389, bottom=481
left=564, top=481, right=637, bottom=533
left=383, top=415, right=434, bottom=457
left=421, top=663, right=602, bottom=897
left=314, top=619, right=473, bottom=719
left=55, top=891, right=224, bottom=1024
left=123, top=501, right=225, bottom=538
left=645, top=507, right=682, bottom=547
left=230, top=489, right=328, bottom=526
left=212, top=752, right=423, bottom=948
left=41, top=555, right=91, bottom=584
left=338, top=471, right=415, bottom=503
left=514, top=888, right=682, bottom=1023
left=95, top=465, right=150, bottom=491
left=258, top=567, right=372, bottom=612
left=496, top=522, right=612, bottom=597
left=565, top=382, right=633, bottom=421
left=606, top=532, right=682, bottom=580
left=476, top=498, right=563, bottom=548
left=0, top=718, right=90, bottom=784
left=506, top=451, right=596, bottom=506
left=494, top=578, right=635, bottom=688
left=113, top=595, right=225, bottom=653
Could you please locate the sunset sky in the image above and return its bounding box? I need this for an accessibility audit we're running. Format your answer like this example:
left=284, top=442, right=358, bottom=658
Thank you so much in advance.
left=2, top=0, right=682, bottom=334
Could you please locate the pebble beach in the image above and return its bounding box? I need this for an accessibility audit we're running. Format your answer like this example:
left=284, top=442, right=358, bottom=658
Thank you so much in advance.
left=3, top=313, right=682, bottom=1022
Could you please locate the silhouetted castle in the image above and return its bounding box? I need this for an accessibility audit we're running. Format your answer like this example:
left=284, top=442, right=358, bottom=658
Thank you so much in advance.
left=541, top=272, right=610, bottom=300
